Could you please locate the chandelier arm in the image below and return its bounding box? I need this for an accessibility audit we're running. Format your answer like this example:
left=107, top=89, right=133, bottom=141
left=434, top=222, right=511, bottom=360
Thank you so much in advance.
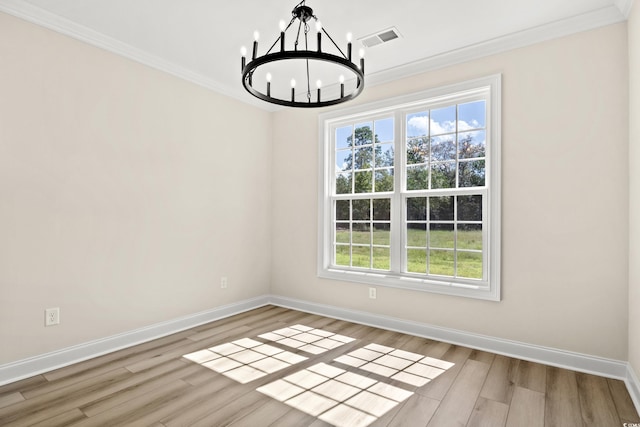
left=294, top=19, right=303, bottom=50
left=321, top=27, right=347, bottom=59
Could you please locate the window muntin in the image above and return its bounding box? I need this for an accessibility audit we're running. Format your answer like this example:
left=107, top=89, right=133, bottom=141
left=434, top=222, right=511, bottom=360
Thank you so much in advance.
left=319, top=75, right=501, bottom=300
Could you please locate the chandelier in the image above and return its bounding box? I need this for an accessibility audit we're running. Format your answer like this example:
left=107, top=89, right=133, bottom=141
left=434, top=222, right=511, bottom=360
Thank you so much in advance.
left=240, top=0, right=365, bottom=108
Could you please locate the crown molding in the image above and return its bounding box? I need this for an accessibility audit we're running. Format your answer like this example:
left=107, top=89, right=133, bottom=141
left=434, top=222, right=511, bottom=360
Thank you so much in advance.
left=615, top=0, right=635, bottom=17
left=365, top=4, right=627, bottom=88
left=0, top=0, right=275, bottom=111
left=0, top=1, right=629, bottom=112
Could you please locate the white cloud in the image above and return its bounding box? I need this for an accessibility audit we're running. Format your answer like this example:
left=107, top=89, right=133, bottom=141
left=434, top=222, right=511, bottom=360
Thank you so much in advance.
left=407, top=117, right=480, bottom=135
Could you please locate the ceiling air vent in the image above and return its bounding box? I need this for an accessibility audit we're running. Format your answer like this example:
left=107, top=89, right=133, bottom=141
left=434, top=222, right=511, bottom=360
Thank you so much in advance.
left=359, top=27, right=401, bottom=48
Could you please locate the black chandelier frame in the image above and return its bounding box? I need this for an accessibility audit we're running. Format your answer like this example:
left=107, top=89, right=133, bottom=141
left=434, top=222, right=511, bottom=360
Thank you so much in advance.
left=240, top=1, right=365, bottom=108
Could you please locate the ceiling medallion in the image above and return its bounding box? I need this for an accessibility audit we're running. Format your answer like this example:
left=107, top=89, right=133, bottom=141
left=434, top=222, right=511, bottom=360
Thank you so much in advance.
left=240, top=0, right=365, bottom=108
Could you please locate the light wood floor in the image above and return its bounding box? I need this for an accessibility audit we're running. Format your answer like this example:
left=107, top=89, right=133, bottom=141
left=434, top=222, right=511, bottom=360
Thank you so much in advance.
left=0, top=305, right=638, bottom=427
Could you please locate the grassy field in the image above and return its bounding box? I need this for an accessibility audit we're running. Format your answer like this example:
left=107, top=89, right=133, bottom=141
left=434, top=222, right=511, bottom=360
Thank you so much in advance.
left=335, top=228, right=482, bottom=279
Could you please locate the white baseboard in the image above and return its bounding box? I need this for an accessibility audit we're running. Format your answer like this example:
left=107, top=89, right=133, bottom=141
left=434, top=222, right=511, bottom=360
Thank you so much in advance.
left=1, top=293, right=637, bottom=416
left=267, top=295, right=629, bottom=381
left=627, top=364, right=640, bottom=415
left=0, top=296, right=270, bottom=386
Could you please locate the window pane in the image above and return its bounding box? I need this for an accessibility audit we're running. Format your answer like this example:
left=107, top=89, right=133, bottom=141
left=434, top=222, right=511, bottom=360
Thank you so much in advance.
left=336, top=126, right=352, bottom=149
left=407, top=249, right=427, bottom=273
left=336, top=150, right=352, bottom=172
left=375, top=143, right=394, bottom=167
left=457, top=251, right=483, bottom=279
left=429, top=196, right=454, bottom=221
left=407, top=224, right=427, bottom=247
left=375, top=118, right=394, bottom=143
left=336, top=173, right=352, bottom=194
left=374, top=169, right=394, bottom=192
left=354, top=147, right=373, bottom=170
left=373, top=199, right=391, bottom=221
left=373, top=223, right=390, bottom=245
left=430, top=105, right=456, bottom=135
left=459, top=160, right=485, bottom=187
left=430, top=223, right=454, bottom=249
left=335, top=245, right=350, bottom=266
left=431, top=135, right=456, bottom=162
left=352, top=224, right=371, bottom=244
left=458, top=131, right=485, bottom=159
left=352, top=199, right=370, bottom=220
left=373, top=247, right=390, bottom=270
left=354, top=123, right=373, bottom=146
left=431, top=162, right=456, bottom=189
left=406, top=112, right=428, bottom=138
left=457, top=195, right=482, bottom=221
left=354, top=171, right=372, bottom=193
left=407, top=165, right=428, bottom=190
left=458, top=224, right=482, bottom=250
left=458, top=100, right=486, bottom=130
left=429, top=250, right=454, bottom=276
left=352, top=246, right=371, bottom=268
left=406, top=137, right=428, bottom=165
left=407, top=197, right=427, bottom=221
left=336, top=200, right=350, bottom=221
left=335, top=223, right=350, bottom=243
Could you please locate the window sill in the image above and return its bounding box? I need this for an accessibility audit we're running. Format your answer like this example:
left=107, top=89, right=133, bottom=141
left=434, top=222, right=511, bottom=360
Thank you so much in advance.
left=318, top=267, right=500, bottom=301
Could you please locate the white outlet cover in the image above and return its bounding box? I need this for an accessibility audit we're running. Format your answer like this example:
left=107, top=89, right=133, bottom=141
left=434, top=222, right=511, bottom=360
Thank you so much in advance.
left=45, top=307, right=60, bottom=326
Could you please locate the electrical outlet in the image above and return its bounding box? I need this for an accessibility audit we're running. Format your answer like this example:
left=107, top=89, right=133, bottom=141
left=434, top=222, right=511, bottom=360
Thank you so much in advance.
left=369, top=287, right=377, bottom=299
left=221, top=277, right=228, bottom=289
left=45, top=307, right=60, bottom=326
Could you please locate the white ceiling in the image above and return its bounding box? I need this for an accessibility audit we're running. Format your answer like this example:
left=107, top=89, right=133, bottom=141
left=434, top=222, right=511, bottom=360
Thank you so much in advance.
left=0, top=0, right=633, bottom=110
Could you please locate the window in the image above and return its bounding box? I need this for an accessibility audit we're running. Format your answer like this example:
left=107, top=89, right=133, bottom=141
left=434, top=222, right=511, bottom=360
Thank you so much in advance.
left=318, top=75, right=501, bottom=300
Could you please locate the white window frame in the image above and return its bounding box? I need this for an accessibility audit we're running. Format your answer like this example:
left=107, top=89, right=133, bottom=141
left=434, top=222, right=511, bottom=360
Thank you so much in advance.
left=318, top=75, right=501, bottom=301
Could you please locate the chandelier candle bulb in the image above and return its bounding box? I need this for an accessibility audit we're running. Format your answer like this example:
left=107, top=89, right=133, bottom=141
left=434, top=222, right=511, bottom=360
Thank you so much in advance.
left=266, top=73, right=272, bottom=96
left=347, top=32, right=353, bottom=60
left=252, top=31, right=259, bottom=59
left=279, top=20, right=286, bottom=51
left=316, top=21, right=322, bottom=52
left=359, top=49, right=365, bottom=74
left=339, top=75, right=345, bottom=97
left=316, top=80, right=322, bottom=101
left=240, top=46, right=246, bottom=71
left=291, top=78, right=296, bottom=102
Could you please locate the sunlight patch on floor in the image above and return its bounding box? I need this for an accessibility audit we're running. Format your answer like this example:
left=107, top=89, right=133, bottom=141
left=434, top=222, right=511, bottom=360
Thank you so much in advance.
left=182, top=325, right=454, bottom=427
left=257, top=344, right=454, bottom=427
left=182, top=337, right=308, bottom=384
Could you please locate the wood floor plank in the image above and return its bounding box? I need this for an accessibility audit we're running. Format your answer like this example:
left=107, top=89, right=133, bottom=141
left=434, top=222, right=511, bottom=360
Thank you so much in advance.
left=269, top=409, right=324, bottom=426
left=420, top=344, right=473, bottom=401
left=544, top=366, right=582, bottom=427
left=381, top=393, right=440, bottom=427
left=505, top=386, right=545, bottom=427
left=30, top=408, right=87, bottom=426
left=467, top=397, right=509, bottom=427
left=190, top=390, right=271, bottom=427
left=515, top=360, right=547, bottom=394
left=0, top=375, right=47, bottom=399
left=71, top=380, right=191, bottom=426
left=469, top=349, right=496, bottom=365
left=43, top=329, right=196, bottom=382
left=480, top=355, right=519, bottom=404
left=427, top=359, right=491, bottom=426
left=227, top=398, right=292, bottom=426
left=0, top=367, right=133, bottom=426
left=576, top=372, right=622, bottom=427
left=0, top=392, right=24, bottom=409
left=79, top=361, right=204, bottom=417
left=607, top=378, right=640, bottom=424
